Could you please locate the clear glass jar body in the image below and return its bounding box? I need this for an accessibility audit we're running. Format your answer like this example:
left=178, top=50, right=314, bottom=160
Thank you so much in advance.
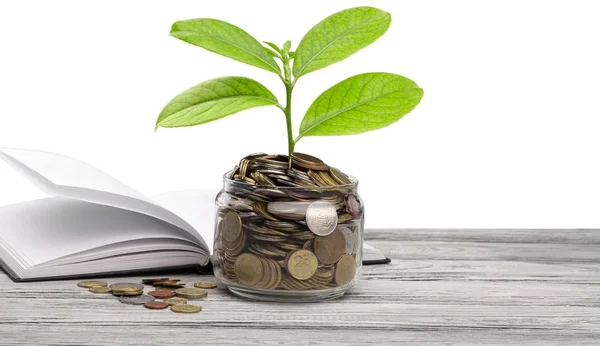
left=213, top=173, right=364, bottom=302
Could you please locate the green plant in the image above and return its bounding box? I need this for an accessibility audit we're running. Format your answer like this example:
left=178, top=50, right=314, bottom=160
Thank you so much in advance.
left=156, top=6, right=424, bottom=167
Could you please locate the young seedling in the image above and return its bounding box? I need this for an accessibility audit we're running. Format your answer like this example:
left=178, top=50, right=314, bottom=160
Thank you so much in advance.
left=156, top=6, right=424, bottom=168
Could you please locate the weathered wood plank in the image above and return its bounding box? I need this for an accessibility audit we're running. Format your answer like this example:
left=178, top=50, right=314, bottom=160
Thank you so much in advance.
left=0, top=229, right=599, bottom=345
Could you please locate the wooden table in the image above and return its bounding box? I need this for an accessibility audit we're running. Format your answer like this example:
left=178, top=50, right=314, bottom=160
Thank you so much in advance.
left=1, top=229, right=599, bottom=345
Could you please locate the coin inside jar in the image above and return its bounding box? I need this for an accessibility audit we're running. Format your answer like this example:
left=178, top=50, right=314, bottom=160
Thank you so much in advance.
left=234, top=253, right=264, bottom=287
left=305, top=200, right=338, bottom=236
left=334, top=254, right=357, bottom=286
left=313, top=228, right=346, bottom=264
left=285, top=249, right=318, bottom=280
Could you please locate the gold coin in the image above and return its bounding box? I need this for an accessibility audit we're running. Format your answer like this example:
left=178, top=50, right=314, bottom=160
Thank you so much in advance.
left=89, top=286, right=112, bottom=294
left=221, top=210, right=242, bottom=243
left=314, top=229, right=346, bottom=265
left=77, top=281, right=108, bottom=288
left=174, top=288, right=208, bottom=299
left=165, top=297, right=188, bottom=306
left=155, top=286, right=177, bottom=292
left=171, top=304, right=202, bottom=314
left=334, top=254, right=357, bottom=286
left=234, top=253, right=264, bottom=287
left=194, top=281, right=217, bottom=289
left=285, top=249, right=318, bottom=281
left=329, top=167, right=352, bottom=185
left=112, top=289, right=143, bottom=296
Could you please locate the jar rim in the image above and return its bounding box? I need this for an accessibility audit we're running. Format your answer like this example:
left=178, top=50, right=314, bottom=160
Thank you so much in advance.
left=222, top=170, right=358, bottom=191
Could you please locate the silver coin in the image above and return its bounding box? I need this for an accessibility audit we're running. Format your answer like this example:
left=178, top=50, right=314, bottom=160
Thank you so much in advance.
left=305, top=200, right=338, bottom=236
left=109, top=282, right=144, bottom=291
left=118, top=294, right=155, bottom=305
left=339, top=227, right=355, bottom=254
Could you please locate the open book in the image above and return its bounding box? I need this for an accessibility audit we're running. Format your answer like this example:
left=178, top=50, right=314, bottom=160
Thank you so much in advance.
left=0, top=148, right=389, bottom=282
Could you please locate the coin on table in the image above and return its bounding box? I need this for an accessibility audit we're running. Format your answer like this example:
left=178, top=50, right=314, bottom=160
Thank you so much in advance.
left=155, top=286, right=178, bottom=292
left=142, top=278, right=170, bottom=284
left=118, top=294, right=155, bottom=305
left=109, top=283, right=144, bottom=291
left=285, top=249, right=318, bottom=280
left=164, top=297, right=188, bottom=306
left=221, top=210, right=242, bottom=242
left=194, top=281, right=217, bottom=289
left=148, top=290, right=176, bottom=299
left=334, top=254, right=357, bottom=286
left=155, top=281, right=186, bottom=288
left=314, top=228, right=346, bottom=265
left=305, top=200, right=338, bottom=236
left=234, top=253, right=264, bottom=287
left=144, top=301, right=169, bottom=310
left=174, top=288, right=208, bottom=299
left=171, top=304, right=202, bottom=314
left=77, top=281, right=108, bottom=288
left=89, top=286, right=112, bottom=294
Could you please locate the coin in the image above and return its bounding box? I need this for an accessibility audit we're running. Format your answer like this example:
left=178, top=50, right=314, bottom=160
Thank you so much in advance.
left=77, top=281, right=108, bottom=288
left=221, top=210, right=242, bottom=243
left=154, top=281, right=186, bottom=287
left=148, top=290, right=176, bottom=299
left=109, top=283, right=144, bottom=291
left=267, top=201, right=311, bottom=220
left=292, top=152, right=329, bottom=171
left=171, top=304, right=202, bottom=314
left=285, top=249, right=318, bottom=280
left=234, top=253, right=264, bottom=287
left=194, top=281, right=217, bottom=289
left=142, top=278, right=170, bottom=284
left=89, top=286, right=112, bottom=294
left=334, top=254, right=356, bottom=286
left=314, top=229, right=346, bottom=264
left=164, top=297, right=188, bottom=306
left=113, top=289, right=144, bottom=296
left=144, top=301, right=169, bottom=310
left=155, top=286, right=178, bottom=292
left=118, top=294, right=155, bottom=305
left=339, top=227, right=355, bottom=254
left=306, top=200, right=338, bottom=236
left=329, top=167, right=352, bottom=185
left=174, top=288, right=208, bottom=299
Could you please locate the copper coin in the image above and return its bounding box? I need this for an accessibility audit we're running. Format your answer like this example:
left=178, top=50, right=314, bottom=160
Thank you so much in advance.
left=314, top=228, right=346, bottom=264
left=144, top=301, right=169, bottom=310
left=142, top=278, right=169, bottom=284
left=148, top=290, right=176, bottom=299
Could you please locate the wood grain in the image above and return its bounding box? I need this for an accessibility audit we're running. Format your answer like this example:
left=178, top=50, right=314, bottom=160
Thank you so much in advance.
left=1, top=229, right=599, bottom=345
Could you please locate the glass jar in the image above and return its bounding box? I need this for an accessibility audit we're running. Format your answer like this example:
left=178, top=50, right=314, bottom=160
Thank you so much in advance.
left=213, top=172, right=364, bottom=302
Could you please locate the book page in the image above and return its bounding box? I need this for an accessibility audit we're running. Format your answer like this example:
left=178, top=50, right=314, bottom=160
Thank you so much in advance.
left=0, top=148, right=206, bottom=247
left=0, top=197, right=202, bottom=266
left=151, top=190, right=218, bottom=253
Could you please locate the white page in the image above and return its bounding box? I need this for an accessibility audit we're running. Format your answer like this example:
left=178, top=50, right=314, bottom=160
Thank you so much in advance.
left=0, top=197, right=201, bottom=266
left=0, top=148, right=206, bottom=247
left=151, top=190, right=218, bottom=253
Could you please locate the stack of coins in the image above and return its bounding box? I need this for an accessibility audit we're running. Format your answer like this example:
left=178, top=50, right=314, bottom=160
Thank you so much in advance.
left=215, top=153, right=363, bottom=291
left=76, top=278, right=217, bottom=313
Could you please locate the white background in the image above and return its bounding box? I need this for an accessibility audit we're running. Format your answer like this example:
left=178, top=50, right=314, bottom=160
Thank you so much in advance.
left=1, top=0, right=599, bottom=228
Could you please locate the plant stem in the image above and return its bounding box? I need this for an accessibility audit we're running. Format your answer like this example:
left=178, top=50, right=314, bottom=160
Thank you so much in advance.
left=281, top=45, right=295, bottom=169
left=284, top=82, right=294, bottom=168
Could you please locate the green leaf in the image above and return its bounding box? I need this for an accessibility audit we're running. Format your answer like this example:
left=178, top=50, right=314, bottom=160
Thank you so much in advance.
left=263, top=46, right=280, bottom=58
left=156, top=77, right=279, bottom=129
left=170, top=19, right=280, bottom=74
left=297, top=73, right=423, bottom=139
left=263, top=41, right=282, bottom=54
left=283, top=40, right=292, bottom=55
left=293, top=7, right=391, bottom=78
